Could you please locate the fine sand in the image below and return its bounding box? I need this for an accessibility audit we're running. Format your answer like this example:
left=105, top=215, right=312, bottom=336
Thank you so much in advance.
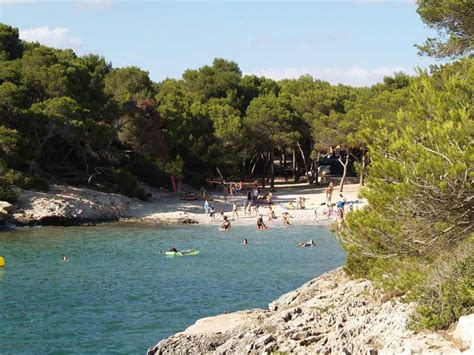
left=125, top=183, right=366, bottom=226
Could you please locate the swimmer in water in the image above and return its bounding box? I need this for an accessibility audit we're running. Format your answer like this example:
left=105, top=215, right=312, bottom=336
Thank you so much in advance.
left=62, top=255, right=69, bottom=262
left=243, top=238, right=248, bottom=245
left=297, top=240, right=315, bottom=247
left=257, top=214, right=267, bottom=230
left=220, top=216, right=231, bottom=231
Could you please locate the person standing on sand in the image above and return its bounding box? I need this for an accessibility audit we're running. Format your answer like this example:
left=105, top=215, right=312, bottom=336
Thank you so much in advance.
left=223, top=185, right=228, bottom=202
left=267, top=206, right=276, bottom=222
left=336, top=194, right=345, bottom=221
left=282, top=212, right=293, bottom=225
left=232, top=202, right=239, bottom=220
left=243, top=200, right=249, bottom=215
left=204, top=199, right=209, bottom=215
left=326, top=181, right=334, bottom=204
left=209, top=204, right=216, bottom=222
left=252, top=186, right=258, bottom=204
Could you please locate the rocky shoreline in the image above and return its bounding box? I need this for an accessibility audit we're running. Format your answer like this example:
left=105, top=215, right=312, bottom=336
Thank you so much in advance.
left=0, top=185, right=200, bottom=227
left=148, top=268, right=472, bottom=354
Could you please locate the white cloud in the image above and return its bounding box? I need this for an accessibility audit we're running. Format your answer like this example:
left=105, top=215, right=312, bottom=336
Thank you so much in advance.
left=19, top=27, right=82, bottom=50
left=244, top=65, right=414, bottom=87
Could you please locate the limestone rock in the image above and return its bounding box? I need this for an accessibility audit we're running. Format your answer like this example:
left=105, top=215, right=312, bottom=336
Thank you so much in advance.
left=13, top=185, right=129, bottom=225
left=148, top=268, right=464, bottom=354
left=453, top=314, right=474, bottom=351
left=0, top=201, right=13, bottom=223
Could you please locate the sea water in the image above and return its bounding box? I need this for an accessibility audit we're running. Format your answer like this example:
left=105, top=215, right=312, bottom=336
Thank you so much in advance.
left=0, top=224, right=345, bottom=354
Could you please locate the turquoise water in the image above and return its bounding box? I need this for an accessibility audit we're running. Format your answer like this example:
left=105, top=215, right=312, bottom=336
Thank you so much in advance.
left=0, top=224, right=345, bottom=354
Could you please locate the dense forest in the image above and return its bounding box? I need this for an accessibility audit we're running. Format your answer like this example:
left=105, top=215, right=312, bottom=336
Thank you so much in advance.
left=0, top=19, right=422, bottom=200
left=0, top=0, right=472, bottom=330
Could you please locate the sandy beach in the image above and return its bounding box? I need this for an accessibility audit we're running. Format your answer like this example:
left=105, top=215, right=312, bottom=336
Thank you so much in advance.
left=125, top=182, right=366, bottom=226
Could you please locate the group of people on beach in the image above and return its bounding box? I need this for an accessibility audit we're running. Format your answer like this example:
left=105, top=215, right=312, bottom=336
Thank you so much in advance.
left=286, top=197, right=306, bottom=210
left=323, top=181, right=355, bottom=225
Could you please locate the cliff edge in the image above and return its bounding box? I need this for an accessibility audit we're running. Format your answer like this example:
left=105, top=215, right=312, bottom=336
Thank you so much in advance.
left=148, top=268, right=471, bottom=354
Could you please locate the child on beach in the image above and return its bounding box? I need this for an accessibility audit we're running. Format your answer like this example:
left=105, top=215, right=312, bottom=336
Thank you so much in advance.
left=282, top=212, right=293, bottom=225
left=243, top=201, right=249, bottom=215
left=209, top=204, right=216, bottom=222
left=232, top=202, right=239, bottom=220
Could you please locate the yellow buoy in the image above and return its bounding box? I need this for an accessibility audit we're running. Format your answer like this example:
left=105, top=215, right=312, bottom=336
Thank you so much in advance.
left=0, top=256, right=4, bottom=268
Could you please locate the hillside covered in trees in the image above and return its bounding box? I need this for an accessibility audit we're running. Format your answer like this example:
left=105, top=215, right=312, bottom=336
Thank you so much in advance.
left=0, top=21, right=420, bottom=200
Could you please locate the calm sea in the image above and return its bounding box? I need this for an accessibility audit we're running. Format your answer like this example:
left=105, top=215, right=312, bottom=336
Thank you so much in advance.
left=0, top=223, right=345, bottom=354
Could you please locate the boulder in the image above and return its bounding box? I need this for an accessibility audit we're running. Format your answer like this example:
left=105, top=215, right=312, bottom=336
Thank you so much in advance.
left=0, top=201, right=13, bottom=223
left=453, top=314, right=474, bottom=351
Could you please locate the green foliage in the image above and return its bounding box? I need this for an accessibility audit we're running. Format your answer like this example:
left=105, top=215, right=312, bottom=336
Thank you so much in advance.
left=414, top=251, right=473, bottom=330
left=0, top=178, right=19, bottom=203
left=104, top=66, right=154, bottom=103
left=339, top=58, right=474, bottom=330
left=107, top=169, right=148, bottom=200
left=416, top=0, right=474, bottom=58
left=3, top=169, right=49, bottom=191
left=0, top=23, right=23, bottom=60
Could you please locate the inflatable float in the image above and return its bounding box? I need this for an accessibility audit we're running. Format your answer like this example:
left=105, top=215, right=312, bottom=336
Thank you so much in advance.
left=164, top=249, right=200, bottom=257
left=0, top=256, right=5, bottom=268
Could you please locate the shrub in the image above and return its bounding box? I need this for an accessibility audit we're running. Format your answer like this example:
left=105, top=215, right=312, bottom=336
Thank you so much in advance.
left=3, top=169, right=49, bottom=191
left=338, top=59, right=473, bottom=330
left=108, top=168, right=148, bottom=200
left=412, top=245, right=474, bottom=330
left=0, top=179, right=19, bottom=203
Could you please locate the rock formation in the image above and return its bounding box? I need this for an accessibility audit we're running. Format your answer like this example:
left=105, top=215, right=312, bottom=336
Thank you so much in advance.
left=148, top=268, right=469, bottom=354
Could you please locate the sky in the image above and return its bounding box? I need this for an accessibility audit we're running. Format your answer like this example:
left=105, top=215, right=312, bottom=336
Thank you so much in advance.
left=0, top=0, right=445, bottom=86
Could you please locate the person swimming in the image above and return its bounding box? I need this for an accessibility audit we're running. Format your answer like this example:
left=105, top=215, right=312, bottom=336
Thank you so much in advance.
left=243, top=238, right=248, bottom=245
left=62, top=255, right=69, bottom=262
left=297, top=240, right=315, bottom=247
left=220, top=216, right=231, bottom=231
left=257, top=214, right=267, bottom=230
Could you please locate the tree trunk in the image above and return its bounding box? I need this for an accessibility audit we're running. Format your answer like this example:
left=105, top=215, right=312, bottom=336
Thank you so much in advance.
left=262, top=153, right=267, bottom=189
left=292, top=148, right=298, bottom=182
left=250, top=154, right=258, bottom=176
left=338, top=153, right=350, bottom=192
left=278, top=151, right=282, bottom=177
left=314, top=155, right=320, bottom=184
left=270, top=148, right=275, bottom=188
left=360, top=149, right=367, bottom=186
left=297, top=143, right=312, bottom=185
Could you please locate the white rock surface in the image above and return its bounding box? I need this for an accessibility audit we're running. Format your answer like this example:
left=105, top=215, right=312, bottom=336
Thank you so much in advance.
left=453, top=314, right=474, bottom=352
left=0, top=201, right=13, bottom=223
left=148, top=268, right=463, bottom=354
left=13, top=185, right=130, bottom=225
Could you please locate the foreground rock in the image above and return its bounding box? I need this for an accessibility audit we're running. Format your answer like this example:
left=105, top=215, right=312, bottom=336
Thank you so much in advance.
left=10, top=185, right=201, bottom=226
left=0, top=201, right=13, bottom=223
left=13, top=185, right=130, bottom=225
left=148, top=268, right=468, bottom=354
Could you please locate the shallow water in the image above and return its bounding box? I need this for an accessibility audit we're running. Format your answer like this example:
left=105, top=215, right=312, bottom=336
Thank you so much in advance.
left=0, top=223, right=345, bottom=354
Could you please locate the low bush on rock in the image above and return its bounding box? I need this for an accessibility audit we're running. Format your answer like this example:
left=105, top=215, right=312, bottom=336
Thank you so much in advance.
left=3, top=169, right=49, bottom=192
left=0, top=179, right=19, bottom=203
